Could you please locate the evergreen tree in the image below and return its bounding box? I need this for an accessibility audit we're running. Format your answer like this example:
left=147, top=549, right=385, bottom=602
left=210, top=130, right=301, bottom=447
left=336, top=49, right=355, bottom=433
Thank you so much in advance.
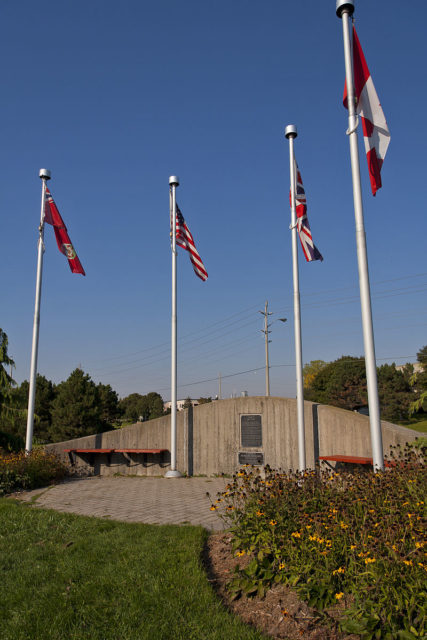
left=49, top=369, right=103, bottom=442
left=97, top=383, right=122, bottom=427
left=0, top=329, right=15, bottom=419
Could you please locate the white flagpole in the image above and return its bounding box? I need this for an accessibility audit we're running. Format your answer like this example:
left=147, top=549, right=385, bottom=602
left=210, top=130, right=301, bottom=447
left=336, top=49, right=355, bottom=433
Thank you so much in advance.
left=285, top=125, right=306, bottom=472
left=166, top=175, right=182, bottom=478
left=25, top=168, right=51, bottom=453
left=336, top=0, right=384, bottom=471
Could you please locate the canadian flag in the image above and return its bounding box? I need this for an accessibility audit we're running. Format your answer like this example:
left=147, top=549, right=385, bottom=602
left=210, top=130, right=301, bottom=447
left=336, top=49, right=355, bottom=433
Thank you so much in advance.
left=344, top=26, right=390, bottom=196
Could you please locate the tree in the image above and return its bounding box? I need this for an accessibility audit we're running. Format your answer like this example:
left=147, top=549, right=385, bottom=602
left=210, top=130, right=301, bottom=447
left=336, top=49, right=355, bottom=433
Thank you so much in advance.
left=139, top=392, right=164, bottom=421
left=0, top=329, right=15, bottom=418
left=377, top=363, right=412, bottom=422
left=119, top=393, right=145, bottom=422
left=409, top=345, right=427, bottom=416
left=49, top=369, right=104, bottom=442
left=305, top=356, right=367, bottom=411
left=8, top=376, right=56, bottom=442
left=198, top=397, right=212, bottom=405
left=303, top=360, right=328, bottom=390
left=119, top=392, right=164, bottom=422
left=97, top=383, right=122, bottom=428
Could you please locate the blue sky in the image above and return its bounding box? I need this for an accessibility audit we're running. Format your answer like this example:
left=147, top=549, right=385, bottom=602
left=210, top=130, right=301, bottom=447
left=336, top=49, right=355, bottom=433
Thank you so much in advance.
left=1, top=0, right=426, bottom=401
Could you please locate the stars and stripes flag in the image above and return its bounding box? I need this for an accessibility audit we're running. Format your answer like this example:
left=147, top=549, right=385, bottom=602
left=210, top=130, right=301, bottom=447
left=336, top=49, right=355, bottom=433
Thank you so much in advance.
left=44, top=187, right=85, bottom=275
left=343, top=26, right=390, bottom=196
left=292, top=161, right=323, bottom=262
left=175, top=204, right=208, bottom=281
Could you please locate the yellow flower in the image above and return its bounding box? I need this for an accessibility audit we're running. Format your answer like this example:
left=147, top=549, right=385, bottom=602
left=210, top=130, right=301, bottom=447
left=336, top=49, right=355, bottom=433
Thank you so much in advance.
left=210, top=506, right=218, bottom=511
left=333, top=567, right=345, bottom=575
left=350, top=545, right=356, bottom=550
left=256, top=511, right=265, bottom=517
left=269, top=520, right=277, bottom=526
left=291, top=531, right=301, bottom=538
left=279, top=562, right=285, bottom=570
left=335, top=592, right=344, bottom=600
left=403, top=560, right=413, bottom=566
left=340, top=521, right=349, bottom=529
left=235, top=550, right=245, bottom=557
left=365, top=557, right=376, bottom=564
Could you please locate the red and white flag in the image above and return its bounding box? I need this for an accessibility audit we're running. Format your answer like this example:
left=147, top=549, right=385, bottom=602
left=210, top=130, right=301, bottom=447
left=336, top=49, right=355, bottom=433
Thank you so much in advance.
left=44, top=188, right=85, bottom=275
left=175, top=204, right=208, bottom=281
left=343, top=26, right=390, bottom=196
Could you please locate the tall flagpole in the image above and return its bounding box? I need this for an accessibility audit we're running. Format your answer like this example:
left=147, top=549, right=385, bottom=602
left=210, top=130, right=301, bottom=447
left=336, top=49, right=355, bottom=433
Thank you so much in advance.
left=25, top=168, right=51, bottom=453
left=166, top=175, right=182, bottom=478
left=285, top=125, right=306, bottom=472
left=336, top=0, right=384, bottom=471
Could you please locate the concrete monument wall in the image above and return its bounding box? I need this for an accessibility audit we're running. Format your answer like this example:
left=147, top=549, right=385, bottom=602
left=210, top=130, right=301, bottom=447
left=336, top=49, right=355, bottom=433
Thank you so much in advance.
left=46, top=396, right=423, bottom=477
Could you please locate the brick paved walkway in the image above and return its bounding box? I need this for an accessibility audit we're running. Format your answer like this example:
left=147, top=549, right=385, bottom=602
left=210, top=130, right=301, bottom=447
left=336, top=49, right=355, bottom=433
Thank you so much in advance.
left=16, top=476, right=229, bottom=530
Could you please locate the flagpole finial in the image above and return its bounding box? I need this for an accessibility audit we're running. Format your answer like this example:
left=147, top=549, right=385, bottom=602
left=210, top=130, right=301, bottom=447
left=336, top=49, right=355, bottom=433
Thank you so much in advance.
left=336, top=0, right=354, bottom=18
left=169, top=175, right=179, bottom=186
left=39, top=168, right=51, bottom=180
left=285, top=125, right=297, bottom=139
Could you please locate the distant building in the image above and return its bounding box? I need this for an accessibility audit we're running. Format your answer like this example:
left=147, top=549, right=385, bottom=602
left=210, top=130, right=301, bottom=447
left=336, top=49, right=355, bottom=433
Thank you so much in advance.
left=396, top=363, right=422, bottom=374
left=163, top=398, right=199, bottom=412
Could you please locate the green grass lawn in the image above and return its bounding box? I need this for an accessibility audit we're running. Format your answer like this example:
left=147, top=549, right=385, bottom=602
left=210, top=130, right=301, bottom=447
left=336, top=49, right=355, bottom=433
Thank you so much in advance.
left=396, top=415, right=427, bottom=433
left=0, top=499, right=267, bottom=640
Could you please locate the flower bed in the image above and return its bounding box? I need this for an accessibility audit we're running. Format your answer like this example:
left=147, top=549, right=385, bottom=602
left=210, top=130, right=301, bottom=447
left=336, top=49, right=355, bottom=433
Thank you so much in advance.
left=212, top=444, right=426, bottom=639
left=0, top=449, right=67, bottom=496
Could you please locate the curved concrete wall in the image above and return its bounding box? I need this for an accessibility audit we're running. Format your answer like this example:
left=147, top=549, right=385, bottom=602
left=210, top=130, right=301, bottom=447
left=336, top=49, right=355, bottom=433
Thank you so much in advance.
left=46, top=396, right=423, bottom=476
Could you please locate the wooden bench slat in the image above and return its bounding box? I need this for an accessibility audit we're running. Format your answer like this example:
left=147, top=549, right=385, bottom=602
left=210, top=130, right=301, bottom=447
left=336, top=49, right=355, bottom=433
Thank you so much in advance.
left=64, top=448, right=115, bottom=454
left=115, top=448, right=168, bottom=454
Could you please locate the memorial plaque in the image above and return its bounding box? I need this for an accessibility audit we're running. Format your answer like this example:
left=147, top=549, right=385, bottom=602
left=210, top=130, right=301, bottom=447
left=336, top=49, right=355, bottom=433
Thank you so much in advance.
left=241, top=414, right=262, bottom=447
left=238, top=452, right=264, bottom=466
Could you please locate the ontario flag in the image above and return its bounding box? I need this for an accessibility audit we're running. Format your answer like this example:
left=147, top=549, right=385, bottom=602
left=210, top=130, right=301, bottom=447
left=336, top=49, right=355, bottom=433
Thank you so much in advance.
left=175, top=204, right=208, bottom=281
left=291, top=161, right=323, bottom=263
left=343, top=26, right=390, bottom=196
left=44, top=188, right=85, bottom=275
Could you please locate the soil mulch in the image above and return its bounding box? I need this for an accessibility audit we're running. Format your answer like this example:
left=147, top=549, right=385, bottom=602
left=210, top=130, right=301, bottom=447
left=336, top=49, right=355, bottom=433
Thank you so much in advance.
left=205, top=532, right=360, bottom=640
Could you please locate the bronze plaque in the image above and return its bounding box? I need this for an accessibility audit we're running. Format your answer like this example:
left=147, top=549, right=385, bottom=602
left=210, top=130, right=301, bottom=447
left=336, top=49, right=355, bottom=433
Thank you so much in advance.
left=238, top=452, right=264, bottom=466
left=241, top=414, right=262, bottom=447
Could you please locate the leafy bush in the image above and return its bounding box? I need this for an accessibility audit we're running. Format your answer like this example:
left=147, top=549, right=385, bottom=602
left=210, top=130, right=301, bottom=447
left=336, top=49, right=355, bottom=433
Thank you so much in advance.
left=212, top=443, right=426, bottom=639
left=0, top=449, right=67, bottom=496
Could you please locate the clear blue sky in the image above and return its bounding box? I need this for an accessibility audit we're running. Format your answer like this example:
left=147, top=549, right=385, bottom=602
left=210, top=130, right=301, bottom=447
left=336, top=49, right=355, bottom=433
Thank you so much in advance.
left=1, top=0, right=426, bottom=401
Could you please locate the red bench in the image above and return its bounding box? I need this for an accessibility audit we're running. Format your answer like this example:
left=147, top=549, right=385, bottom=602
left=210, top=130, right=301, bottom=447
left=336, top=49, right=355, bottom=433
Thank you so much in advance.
left=64, top=448, right=168, bottom=467
left=318, top=455, right=394, bottom=468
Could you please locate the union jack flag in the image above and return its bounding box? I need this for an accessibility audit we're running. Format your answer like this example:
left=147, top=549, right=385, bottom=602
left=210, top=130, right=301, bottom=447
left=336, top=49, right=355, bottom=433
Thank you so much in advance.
left=175, top=204, right=208, bottom=281
left=293, top=162, right=323, bottom=262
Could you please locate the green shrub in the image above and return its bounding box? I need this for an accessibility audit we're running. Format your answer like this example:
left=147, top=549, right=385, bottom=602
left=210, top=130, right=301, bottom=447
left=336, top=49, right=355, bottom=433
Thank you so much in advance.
left=213, top=443, right=426, bottom=639
left=0, top=449, right=67, bottom=496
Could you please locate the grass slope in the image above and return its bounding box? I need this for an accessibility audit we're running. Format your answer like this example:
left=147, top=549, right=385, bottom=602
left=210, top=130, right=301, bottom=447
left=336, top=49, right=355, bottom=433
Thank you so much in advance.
left=0, top=499, right=267, bottom=640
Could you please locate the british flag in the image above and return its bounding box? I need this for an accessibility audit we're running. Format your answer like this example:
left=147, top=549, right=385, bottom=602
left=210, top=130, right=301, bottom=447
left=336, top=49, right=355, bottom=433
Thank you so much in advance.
left=175, top=204, right=208, bottom=281
left=294, top=162, right=323, bottom=262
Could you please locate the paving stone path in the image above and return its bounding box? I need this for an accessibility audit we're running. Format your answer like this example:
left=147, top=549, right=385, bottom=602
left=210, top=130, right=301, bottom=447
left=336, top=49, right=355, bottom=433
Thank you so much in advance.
left=16, top=476, right=229, bottom=530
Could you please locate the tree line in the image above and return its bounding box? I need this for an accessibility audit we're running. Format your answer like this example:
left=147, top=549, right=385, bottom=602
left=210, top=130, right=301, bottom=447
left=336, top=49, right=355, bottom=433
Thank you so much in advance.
left=303, top=345, right=427, bottom=422
left=1, top=327, right=426, bottom=448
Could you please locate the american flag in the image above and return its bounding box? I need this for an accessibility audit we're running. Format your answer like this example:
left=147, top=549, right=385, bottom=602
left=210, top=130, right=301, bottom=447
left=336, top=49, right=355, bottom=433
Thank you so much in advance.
left=294, top=162, right=323, bottom=262
left=175, top=204, right=208, bottom=281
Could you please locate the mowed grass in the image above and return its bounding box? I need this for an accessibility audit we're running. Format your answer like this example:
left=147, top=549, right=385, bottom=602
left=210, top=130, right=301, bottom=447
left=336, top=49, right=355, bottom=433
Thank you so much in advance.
left=0, top=499, right=267, bottom=640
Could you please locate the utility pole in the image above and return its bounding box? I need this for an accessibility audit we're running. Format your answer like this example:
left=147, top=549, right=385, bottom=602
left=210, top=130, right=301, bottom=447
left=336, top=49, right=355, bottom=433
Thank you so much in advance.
left=259, top=302, right=288, bottom=398
left=218, top=372, right=222, bottom=399
left=259, top=301, right=273, bottom=396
